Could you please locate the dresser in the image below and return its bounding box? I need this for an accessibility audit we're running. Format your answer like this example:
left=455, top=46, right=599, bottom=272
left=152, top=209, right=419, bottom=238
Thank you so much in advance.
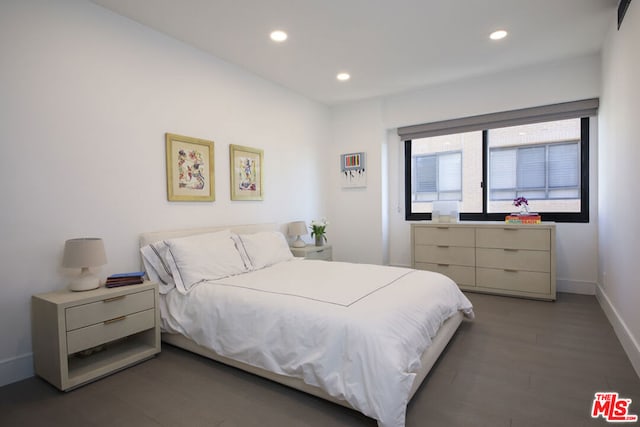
left=411, top=222, right=556, bottom=300
left=32, top=282, right=160, bottom=390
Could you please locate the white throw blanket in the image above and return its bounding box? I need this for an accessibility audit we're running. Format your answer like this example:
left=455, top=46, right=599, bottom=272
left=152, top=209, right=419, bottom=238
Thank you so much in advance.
left=162, top=260, right=474, bottom=427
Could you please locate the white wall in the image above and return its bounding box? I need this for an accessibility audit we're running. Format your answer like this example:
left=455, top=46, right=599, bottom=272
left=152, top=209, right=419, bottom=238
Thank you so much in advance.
left=0, top=0, right=330, bottom=386
left=329, top=54, right=601, bottom=296
left=327, top=100, right=387, bottom=264
left=598, top=0, right=640, bottom=376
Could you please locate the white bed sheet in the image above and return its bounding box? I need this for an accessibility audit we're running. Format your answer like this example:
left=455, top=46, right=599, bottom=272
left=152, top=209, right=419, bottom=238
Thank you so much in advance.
left=161, top=259, right=473, bottom=427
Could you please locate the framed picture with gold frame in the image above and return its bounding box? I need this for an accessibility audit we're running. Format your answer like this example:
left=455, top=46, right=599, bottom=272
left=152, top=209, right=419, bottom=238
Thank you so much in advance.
left=165, top=133, right=215, bottom=201
left=229, top=144, right=263, bottom=201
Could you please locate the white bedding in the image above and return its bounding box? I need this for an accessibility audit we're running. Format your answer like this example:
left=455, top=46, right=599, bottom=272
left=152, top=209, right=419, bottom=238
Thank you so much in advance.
left=161, top=259, right=473, bottom=427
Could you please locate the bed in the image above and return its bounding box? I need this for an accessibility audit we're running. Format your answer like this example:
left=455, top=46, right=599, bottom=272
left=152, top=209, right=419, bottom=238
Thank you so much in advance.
left=139, top=223, right=473, bottom=427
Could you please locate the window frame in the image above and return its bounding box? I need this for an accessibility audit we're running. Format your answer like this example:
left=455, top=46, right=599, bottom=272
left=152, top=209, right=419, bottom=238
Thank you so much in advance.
left=404, top=117, right=590, bottom=223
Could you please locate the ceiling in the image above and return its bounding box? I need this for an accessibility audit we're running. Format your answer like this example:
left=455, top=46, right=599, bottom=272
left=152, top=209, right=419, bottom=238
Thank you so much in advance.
left=90, top=0, right=616, bottom=106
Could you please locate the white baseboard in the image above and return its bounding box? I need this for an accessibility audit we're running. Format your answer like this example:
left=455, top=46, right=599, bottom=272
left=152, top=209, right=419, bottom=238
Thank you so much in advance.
left=596, top=284, right=640, bottom=379
left=0, top=353, right=33, bottom=387
left=557, top=279, right=596, bottom=295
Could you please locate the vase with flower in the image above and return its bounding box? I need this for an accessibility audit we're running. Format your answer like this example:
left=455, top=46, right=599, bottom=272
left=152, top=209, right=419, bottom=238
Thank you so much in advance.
left=310, top=218, right=328, bottom=246
left=513, top=197, right=529, bottom=215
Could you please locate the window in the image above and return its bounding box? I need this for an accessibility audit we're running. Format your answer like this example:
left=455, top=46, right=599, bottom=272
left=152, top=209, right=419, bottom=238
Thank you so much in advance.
left=487, top=119, right=582, bottom=213
left=412, top=151, right=462, bottom=202
left=400, top=99, right=596, bottom=222
left=489, top=142, right=580, bottom=200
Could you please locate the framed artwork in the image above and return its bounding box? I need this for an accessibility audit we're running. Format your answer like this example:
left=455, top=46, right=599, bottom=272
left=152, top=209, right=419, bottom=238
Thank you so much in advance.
left=229, top=144, right=263, bottom=201
left=341, top=152, right=367, bottom=188
left=165, top=133, right=215, bottom=201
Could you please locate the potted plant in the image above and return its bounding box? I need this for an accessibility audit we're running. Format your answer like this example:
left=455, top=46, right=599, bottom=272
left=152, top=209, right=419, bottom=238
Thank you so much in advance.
left=310, top=218, right=328, bottom=247
left=513, top=197, right=529, bottom=215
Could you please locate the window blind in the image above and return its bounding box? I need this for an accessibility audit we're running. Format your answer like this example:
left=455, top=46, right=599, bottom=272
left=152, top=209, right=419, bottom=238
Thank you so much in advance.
left=397, top=98, right=599, bottom=140
left=549, top=144, right=579, bottom=188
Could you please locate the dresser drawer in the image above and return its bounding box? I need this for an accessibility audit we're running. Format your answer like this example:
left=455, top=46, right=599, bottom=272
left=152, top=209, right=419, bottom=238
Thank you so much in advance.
left=414, top=226, right=474, bottom=247
left=476, top=248, right=550, bottom=272
left=66, top=289, right=155, bottom=331
left=414, top=245, right=475, bottom=266
left=476, top=228, right=550, bottom=251
left=476, top=268, right=550, bottom=295
left=66, top=308, right=156, bottom=355
left=415, top=263, right=475, bottom=286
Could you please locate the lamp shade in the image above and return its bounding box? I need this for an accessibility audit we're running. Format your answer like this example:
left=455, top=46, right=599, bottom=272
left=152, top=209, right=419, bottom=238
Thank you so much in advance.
left=62, top=238, right=107, bottom=268
left=288, top=221, right=307, bottom=237
left=288, top=221, right=307, bottom=248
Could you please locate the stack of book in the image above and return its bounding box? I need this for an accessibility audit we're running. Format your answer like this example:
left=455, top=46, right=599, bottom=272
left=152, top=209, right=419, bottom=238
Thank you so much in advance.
left=505, top=213, right=541, bottom=224
left=105, top=271, right=146, bottom=288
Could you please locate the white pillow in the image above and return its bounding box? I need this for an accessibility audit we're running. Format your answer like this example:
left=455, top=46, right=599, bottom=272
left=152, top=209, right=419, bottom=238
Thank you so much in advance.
left=165, top=231, right=248, bottom=293
left=140, top=241, right=176, bottom=294
left=230, top=233, right=253, bottom=270
left=238, top=231, right=294, bottom=270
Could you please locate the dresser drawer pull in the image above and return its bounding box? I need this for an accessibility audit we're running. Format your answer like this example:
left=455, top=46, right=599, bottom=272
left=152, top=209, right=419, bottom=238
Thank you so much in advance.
left=437, top=263, right=450, bottom=267
left=436, top=245, right=450, bottom=248
left=103, top=295, right=126, bottom=303
left=503, top=228, right=518, bottom=231
left=504, top=248, right=519, bottom=252
left=104, top=315, right=127, bottom=325
left=436, top=226, right=449, bottom=230
left=504, top=269, right=518, bottom=273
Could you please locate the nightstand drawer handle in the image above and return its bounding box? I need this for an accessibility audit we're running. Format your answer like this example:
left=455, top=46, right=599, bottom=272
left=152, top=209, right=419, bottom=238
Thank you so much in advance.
left=504, top=269, right=518, bottom=273
left=437, top=245, right=450, bottom=248
left=104, top=315, right=127, bottom=325
left=504, top=248, right=519, bottom=252
left=437, top=263, right=450, bottom=267
left=103, top=295, right=126, bottom=303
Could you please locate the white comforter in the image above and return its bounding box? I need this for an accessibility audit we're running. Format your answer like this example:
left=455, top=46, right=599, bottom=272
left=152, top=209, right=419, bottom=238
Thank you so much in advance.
left=161, top=259, right=473, bottom=427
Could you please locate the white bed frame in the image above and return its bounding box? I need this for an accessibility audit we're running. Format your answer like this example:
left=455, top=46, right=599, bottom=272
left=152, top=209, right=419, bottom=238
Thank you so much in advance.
left=140, top=223, right=464, bottom=414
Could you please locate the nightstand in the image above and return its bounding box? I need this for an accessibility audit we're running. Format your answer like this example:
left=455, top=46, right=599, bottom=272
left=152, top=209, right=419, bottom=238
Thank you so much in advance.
left=31, top=281, right=160, bottom=391
left=290, top=244, right=333, bottom=261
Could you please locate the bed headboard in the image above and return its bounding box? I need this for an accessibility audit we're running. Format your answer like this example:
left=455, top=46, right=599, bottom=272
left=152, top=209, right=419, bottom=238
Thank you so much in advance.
left=139, top=223, right=282, bottom=248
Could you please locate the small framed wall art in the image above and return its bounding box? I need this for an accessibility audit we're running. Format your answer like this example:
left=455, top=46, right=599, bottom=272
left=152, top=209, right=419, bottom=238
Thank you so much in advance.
left=229, top=144, right=263, bottom=201
left=341, top=152, right=366, bottom=188
left=165, top=133, right=215, bottom=201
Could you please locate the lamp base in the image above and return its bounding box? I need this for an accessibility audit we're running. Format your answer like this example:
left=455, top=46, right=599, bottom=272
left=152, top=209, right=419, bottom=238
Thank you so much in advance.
left=291, top=236, right=306, bottom=248
left=69, top=269, right=100, bottom=292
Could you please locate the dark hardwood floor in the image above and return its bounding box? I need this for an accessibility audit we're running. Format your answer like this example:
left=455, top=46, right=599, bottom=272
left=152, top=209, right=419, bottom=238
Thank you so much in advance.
left=1, top=292, right=638, bottom=426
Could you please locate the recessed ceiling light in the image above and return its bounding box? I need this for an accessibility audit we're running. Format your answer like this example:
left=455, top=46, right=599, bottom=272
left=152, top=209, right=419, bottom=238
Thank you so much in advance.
left=490, top=30, right=508, bottom=40
left=270, top=30, right=288, bottom=42
left=337, top=73, right=350, bottom=81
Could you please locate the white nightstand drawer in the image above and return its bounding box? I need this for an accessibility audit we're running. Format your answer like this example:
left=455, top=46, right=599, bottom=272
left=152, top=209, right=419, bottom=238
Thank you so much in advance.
left=290, top=244, right=333, bottom=261
left=306, top=247, right=332, bottom=261
left=66, top=289, right=154, bottom=331
left=66, top=308, right=156, bottom=355
left=476, top=248, right=550, bottom=272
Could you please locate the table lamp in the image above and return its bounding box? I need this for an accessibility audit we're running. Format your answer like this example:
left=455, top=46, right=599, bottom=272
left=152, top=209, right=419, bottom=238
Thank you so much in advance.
left=288, top=221, right=308, bottom=248
left=62, top=238, right=107, bottom=291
